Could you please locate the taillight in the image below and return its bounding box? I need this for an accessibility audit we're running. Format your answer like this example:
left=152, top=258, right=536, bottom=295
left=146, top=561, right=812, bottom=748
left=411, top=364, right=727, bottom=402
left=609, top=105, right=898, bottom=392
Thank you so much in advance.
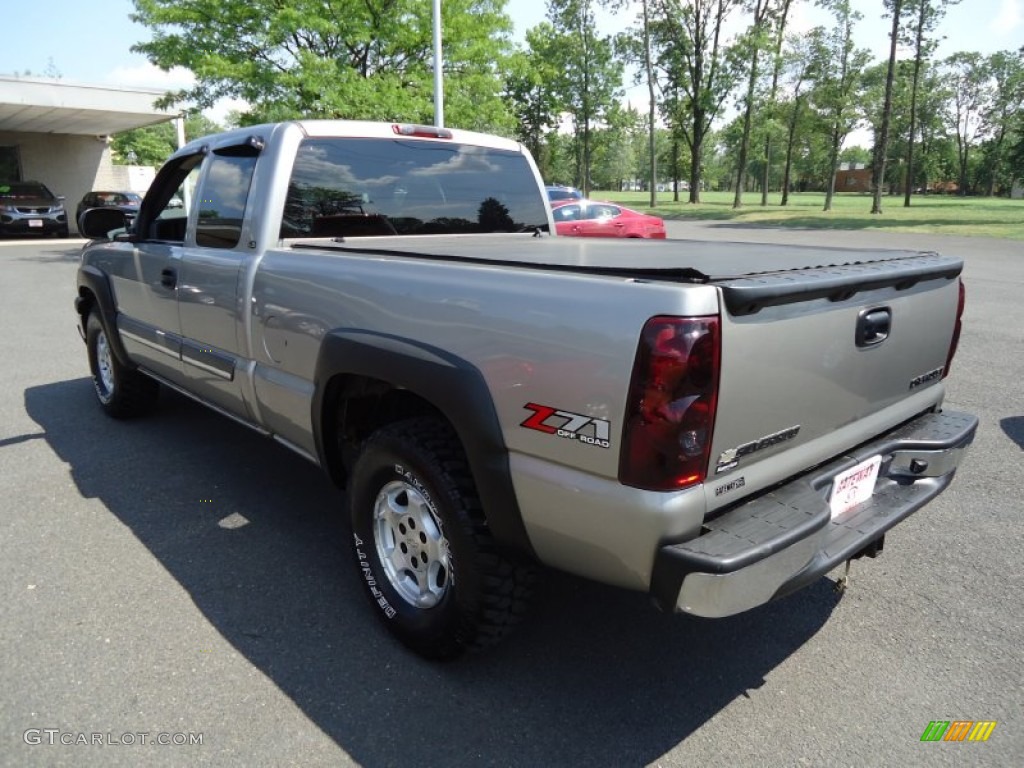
left=943, top=279, right=965, bottom=378
left=392, top=124, right=453, bottom=139
left=619, top=315, right=721, bottom=491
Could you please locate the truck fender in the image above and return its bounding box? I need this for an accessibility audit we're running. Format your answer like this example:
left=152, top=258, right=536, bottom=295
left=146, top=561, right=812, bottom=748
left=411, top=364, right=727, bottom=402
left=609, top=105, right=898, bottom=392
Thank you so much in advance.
left=312, top=330, right=536, bottom=560
left=75, top=265, right=135, bottom=370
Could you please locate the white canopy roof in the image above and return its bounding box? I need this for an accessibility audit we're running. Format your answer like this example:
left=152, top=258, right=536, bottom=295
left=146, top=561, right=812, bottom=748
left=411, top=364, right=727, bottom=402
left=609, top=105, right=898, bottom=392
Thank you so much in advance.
left=0, top=76, right=175, bottom=136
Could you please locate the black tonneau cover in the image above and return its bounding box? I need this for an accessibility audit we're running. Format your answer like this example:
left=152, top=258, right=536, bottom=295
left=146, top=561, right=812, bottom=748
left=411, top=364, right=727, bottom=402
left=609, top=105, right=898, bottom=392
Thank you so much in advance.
left=290, top=234, right=963, bottom=316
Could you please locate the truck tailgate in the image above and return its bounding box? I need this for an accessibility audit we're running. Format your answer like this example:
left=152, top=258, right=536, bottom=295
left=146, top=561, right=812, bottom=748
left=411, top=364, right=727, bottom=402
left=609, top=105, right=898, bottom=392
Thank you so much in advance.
left=705, top=252, right=963, bottom=511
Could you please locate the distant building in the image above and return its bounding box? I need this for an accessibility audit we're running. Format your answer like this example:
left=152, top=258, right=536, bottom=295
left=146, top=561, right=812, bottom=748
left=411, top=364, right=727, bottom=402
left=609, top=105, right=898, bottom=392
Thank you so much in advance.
left=0, top=76, right=175, bottom=233
left=834, top=163, right=872, bottom=193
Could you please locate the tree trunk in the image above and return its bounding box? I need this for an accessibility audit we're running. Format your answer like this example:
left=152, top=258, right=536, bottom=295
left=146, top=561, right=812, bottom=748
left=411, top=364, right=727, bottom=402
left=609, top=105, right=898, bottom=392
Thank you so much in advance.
left=689, top=114, right=704, bottom=204
left=761, top=0, right=792, bottom=206
left=903, top=0, right=926, bottom=208
left=733, top=1, right=772, bottom=209
left=781, top=99, right=800, bottom=206
left=733, top=53, right=760, bottom=208
left=672, top=134, right=681, bottom=202
left=643, top=0, right=657, bottom=208
left=824, top=131, right=840, bottom=211
left=871, top=0, right=903, bottom=214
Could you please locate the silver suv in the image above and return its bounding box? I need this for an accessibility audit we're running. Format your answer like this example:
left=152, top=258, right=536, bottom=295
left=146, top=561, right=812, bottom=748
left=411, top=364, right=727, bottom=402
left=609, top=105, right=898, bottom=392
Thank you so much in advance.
left=0, top=181, right=69, bottom=238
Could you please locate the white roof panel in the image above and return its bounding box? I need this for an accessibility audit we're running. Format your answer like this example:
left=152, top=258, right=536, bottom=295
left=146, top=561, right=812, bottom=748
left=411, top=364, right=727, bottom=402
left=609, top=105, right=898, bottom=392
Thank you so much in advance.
left=0, top=76, right=175, bottom=135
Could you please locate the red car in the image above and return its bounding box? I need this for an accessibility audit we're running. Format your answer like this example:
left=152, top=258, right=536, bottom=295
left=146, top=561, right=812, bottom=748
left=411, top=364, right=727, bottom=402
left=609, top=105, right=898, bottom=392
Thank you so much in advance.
left=550, top=199, right=666, bottom=239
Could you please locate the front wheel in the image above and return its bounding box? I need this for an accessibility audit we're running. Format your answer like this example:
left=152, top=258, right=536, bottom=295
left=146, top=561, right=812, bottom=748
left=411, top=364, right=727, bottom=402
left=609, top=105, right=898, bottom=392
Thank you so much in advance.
left=85, top=312, right=159, bottom=417
left=347, top=418, right=535, bottom=660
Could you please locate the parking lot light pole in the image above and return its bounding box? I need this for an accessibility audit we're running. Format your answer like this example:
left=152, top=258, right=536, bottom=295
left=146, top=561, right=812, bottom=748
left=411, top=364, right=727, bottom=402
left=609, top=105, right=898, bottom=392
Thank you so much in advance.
left=174, top=115, right=186, bottom=150
left=175, top=115, right=192, bottom=210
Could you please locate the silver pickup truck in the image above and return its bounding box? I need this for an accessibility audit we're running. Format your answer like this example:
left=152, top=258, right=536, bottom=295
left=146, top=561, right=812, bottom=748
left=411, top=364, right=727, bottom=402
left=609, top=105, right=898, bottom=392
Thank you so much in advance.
left=76, top=120, right=977, bottom=660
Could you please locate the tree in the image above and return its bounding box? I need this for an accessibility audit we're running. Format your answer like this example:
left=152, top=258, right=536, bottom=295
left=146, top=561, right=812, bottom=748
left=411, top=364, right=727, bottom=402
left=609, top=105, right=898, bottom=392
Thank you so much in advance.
left=130, top=0, right=516, bottom=132
left=112, top=114, right=223, bottom=167
left=809, top=1, right=871, bottom=211
left=615, top=0, right=662, bottom=206
left=1009, top=111, right=1024, bottom=182
left=587, top=103, right=642, bottom=189
left=979, top=50, right=1024, bottom=195
left=503, top=46, right=561, bottom=166
left=870, top=0, right=908, bottom=214
left=654, top=0, right=742, bottom=203
left=732, top=0, right=791, bottom=209
left=539, top=0, right=623, bottom=196
left=942, top=51, right=990, bottom=195
left=760, top=0, right=794, bottom=205
left=900, top=0, right=960, bottom=207
left=777, top=31, right=819, bottom=205
left=912, top=66, right=955, bottom=190
left=862, top=60, right=915, bottom=195
left=640, top=0, right=658, bottom=206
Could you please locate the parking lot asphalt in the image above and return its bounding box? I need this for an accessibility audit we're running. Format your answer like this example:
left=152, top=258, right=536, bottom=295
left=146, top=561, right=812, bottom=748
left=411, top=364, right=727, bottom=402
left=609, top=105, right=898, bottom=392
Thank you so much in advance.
left=1, top=226, right=1021, bottom=767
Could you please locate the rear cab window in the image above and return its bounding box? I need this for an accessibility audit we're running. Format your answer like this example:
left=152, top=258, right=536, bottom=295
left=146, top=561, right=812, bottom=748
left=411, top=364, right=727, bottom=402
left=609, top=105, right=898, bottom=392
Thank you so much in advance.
left=281, top=138, right=550, bottom=239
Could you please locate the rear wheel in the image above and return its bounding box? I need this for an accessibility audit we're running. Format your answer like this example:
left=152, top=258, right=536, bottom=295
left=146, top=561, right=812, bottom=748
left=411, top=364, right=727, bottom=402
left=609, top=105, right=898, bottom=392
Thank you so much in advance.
left=85, top=312, right=159, bottom=417
left=347, top=417, right=535, bottom=660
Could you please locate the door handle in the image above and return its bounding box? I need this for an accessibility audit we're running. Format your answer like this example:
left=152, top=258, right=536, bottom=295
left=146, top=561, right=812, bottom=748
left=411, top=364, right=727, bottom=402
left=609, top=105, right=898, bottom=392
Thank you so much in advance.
left=856, top=307, right=891, bottom=347
left=160, top=268, right=177, bottom=288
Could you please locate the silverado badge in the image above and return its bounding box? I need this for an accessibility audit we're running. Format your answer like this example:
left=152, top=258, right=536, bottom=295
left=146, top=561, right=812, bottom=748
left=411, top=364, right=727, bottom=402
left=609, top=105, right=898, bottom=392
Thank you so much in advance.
left=715, top=425, right=801, bottom=474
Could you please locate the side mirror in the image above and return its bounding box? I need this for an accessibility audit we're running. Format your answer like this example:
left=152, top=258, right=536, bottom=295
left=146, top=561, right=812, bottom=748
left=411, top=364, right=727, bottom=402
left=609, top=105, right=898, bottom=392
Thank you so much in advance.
left=79, top=207, right=130, bottom=240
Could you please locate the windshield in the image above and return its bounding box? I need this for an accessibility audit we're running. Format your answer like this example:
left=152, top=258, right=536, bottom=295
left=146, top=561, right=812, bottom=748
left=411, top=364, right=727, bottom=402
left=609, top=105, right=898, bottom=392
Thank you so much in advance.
left=281, top=138, right=549, bottom=238
left=100, top=192, right=142, bottom=205
left=0, top=182, right=54, bottom=200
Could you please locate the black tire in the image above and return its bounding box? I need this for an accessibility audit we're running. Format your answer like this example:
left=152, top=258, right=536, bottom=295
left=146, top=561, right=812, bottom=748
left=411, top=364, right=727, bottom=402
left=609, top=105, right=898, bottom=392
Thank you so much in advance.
left=85, top=312, right=159, bottom=417
left=348, top=417, right=535, bottom=660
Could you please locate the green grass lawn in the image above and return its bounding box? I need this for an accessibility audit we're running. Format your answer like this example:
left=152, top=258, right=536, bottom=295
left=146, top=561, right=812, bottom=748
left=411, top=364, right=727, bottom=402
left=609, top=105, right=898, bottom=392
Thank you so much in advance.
left=596, top=190, right=1024, bottom=240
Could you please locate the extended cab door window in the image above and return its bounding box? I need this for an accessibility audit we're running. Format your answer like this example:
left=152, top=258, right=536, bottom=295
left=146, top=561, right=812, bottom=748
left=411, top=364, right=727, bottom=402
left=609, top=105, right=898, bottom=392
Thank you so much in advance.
left=134, top=153, right=202, bottom=243
left=194, top=144, right=260, bottom=249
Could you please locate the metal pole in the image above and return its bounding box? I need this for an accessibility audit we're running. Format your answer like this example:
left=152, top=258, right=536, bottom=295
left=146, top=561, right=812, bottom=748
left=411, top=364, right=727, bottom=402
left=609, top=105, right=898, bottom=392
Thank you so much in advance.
left=433, top=0, right=444, bottom=127
left=175, top=115, right=191, bottom=211
left=175, top=115, right=186, bottom=149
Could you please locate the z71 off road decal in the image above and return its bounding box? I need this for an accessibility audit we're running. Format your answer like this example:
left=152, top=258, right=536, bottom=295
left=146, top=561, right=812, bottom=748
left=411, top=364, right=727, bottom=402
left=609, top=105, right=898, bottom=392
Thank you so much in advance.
left=521, top=403, right=611, bottom=448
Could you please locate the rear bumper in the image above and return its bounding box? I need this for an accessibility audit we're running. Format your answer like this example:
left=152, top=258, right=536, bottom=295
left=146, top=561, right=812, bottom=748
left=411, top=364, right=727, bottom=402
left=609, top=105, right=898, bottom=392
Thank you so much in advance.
left=650, top=409, right=978, bottom=617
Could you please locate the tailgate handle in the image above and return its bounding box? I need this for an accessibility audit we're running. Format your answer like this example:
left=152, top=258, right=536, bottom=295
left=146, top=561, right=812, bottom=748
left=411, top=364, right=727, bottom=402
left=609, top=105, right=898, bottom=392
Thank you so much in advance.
left=857, top=307, right=891, bottom=347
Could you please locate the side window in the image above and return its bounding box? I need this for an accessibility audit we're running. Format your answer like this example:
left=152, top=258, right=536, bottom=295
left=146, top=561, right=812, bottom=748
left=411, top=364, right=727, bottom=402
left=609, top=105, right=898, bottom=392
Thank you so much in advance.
left=195, top=146, right=259, bottom=249
left=136, top=154, right=203, bottom=244
left=554, top=204, right=581, bottom=222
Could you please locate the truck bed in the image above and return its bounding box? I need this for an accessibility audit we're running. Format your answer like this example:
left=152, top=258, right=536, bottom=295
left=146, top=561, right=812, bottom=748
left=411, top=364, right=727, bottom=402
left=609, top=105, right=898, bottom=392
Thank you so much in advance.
left=290, top=232, right=952, bottom=278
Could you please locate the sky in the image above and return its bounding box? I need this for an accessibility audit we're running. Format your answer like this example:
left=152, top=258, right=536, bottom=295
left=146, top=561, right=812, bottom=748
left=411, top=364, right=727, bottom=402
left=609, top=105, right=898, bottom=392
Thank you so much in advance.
left=1, top=0, right=1021, bottom=127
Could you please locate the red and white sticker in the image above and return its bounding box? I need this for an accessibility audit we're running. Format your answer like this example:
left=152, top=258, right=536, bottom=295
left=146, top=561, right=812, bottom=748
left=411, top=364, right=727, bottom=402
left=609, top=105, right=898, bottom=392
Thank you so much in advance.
left=830, top=454, right=882, bottom=519
left=521, top=403, right=611, bottom=448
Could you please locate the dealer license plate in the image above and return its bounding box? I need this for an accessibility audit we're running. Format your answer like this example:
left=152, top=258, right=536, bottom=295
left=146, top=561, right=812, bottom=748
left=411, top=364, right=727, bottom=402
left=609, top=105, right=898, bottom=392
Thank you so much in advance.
left=28, top=219, right=43, bottom=227
left=830, top=454, right=882, bottom=519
